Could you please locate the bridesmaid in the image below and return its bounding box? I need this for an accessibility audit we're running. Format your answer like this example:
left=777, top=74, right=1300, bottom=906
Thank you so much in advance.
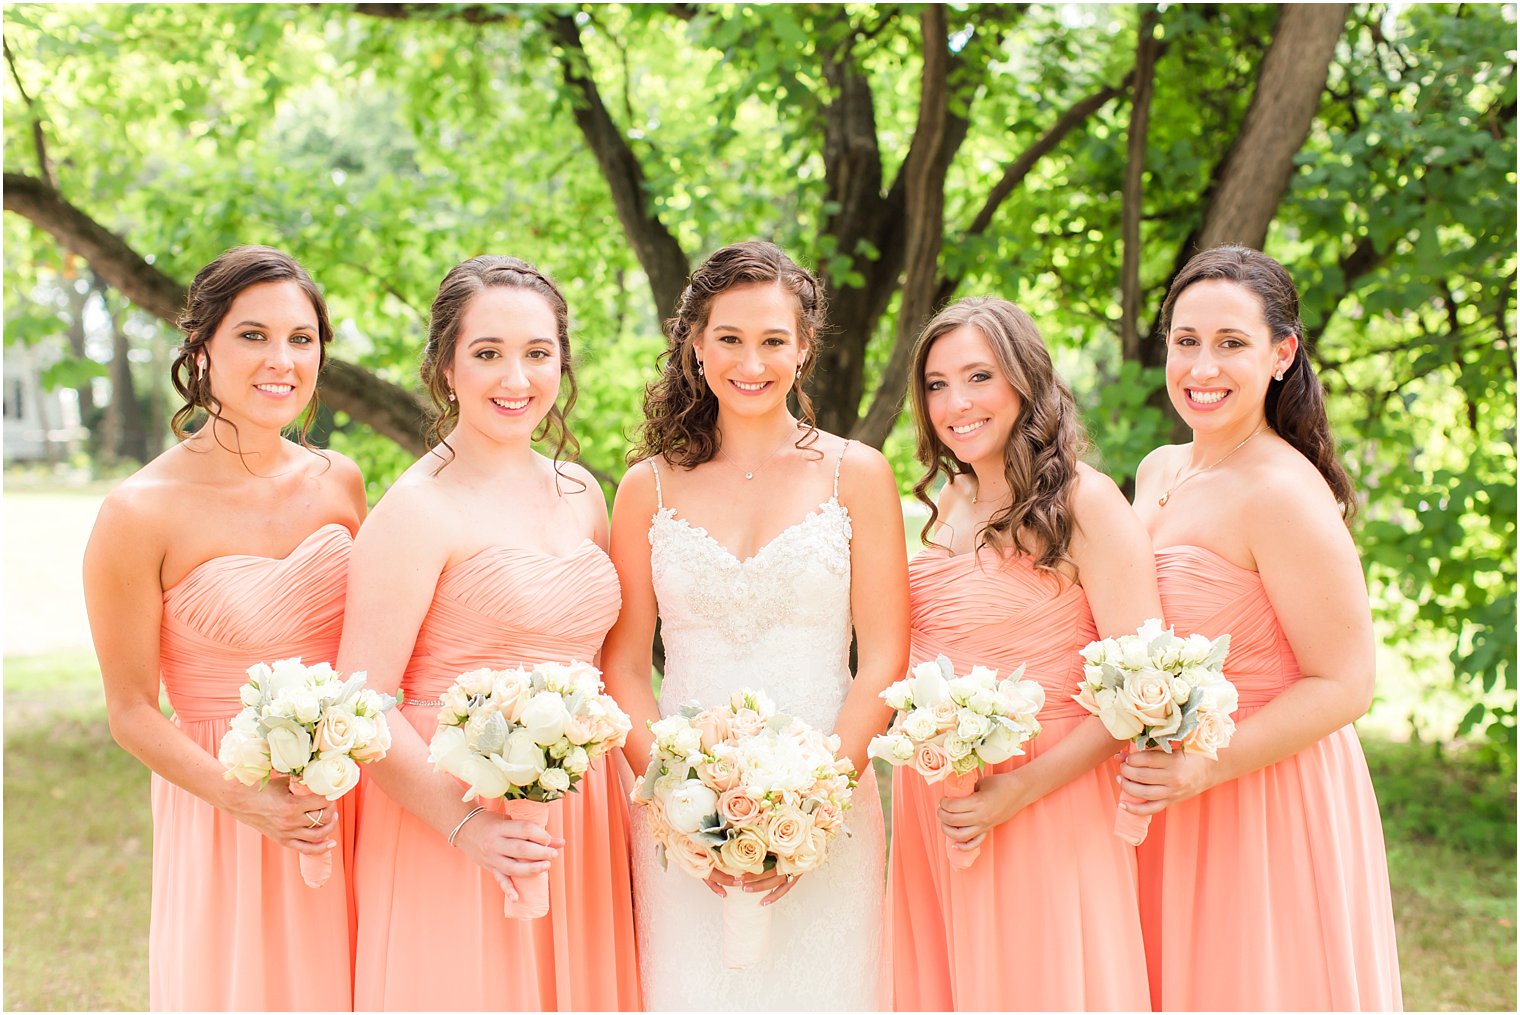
left=338, top=256, right=639, bottom=1011
left=887, top=297, right=1157, bottom=1011
left=83, top=246, right=365, bottom=1010
left=1123, top=245, right=1402, bottom=1010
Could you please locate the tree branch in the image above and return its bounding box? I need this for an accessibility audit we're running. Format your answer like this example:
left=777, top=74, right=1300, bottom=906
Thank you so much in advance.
left=4, top=35, right=54, bottom=189
left=852, top=6, right=952, bottom=447
left=5, top=171, right=431, bottom=454
left=545, top=12, right=688, bottom=324
left=1120, top=7, right=1161, bottom=362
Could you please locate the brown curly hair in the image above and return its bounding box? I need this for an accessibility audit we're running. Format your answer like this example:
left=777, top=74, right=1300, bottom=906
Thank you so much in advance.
left=908, top=297, right=1088, bottom=574
left=170, top=245, right=332, bottom=446
left=631, top=241, right=826, bottom=467
left=418, top=256, right=581, bottom=481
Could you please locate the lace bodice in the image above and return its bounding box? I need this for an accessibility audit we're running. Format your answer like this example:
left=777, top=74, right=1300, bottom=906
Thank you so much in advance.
left=632, top=442, right=887, bottom=1011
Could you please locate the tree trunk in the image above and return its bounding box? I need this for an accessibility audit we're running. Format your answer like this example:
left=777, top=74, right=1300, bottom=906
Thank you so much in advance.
left=99, top=286, right=148, bottom=463
left=1120, top=8, right=1160, bottom=363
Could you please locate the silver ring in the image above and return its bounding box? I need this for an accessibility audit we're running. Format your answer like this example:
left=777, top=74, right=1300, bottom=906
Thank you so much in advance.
left=305, top=810, right=324, bottom=828
left=786, top=874, right=797, bottom=884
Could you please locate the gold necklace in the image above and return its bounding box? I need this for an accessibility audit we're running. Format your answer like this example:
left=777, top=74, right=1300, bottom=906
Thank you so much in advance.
left=717, top=427, right=796, bottom=480
left=1158, top=423, right=1270, bottom=507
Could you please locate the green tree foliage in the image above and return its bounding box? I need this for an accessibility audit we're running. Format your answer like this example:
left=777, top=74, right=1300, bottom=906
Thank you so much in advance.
left=3, top=3, right=1514, bottom=750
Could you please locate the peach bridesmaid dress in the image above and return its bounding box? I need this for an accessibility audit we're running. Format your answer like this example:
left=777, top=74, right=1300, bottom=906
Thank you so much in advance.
left=888, top=547, right=1150, bottom=1011
left=152, top=522, right=354, bottom=1011
left=351, top=541, right=640, bottom=1012
left=1138, top=546, right=1402, bottom=1011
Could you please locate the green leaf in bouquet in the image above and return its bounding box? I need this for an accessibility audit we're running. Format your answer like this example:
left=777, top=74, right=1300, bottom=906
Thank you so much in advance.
left=465, top=711, right=509, bottom=755
left=1204, top=635, right=1231, bottom=669
left=695, top=827, right=727, bottom=848
left=1175, top=708, right=1201, bottom=742
left=655, top=842, right=669, bottom=871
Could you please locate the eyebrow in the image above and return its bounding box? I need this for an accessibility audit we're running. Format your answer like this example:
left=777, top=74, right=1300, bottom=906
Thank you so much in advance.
left=923, top=361, right=996, bottom=379
left=466, top=336, right=555, bottom=347
left=709, top=324, right=794, bottom=337
left=232, top=319, right=316, bottom=331
left=1171, top=325, right=1253, bottom=336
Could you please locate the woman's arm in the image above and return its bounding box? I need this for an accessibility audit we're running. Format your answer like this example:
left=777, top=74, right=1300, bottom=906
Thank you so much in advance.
left=334, top=487, right=559, bottom=891
left=84, top=490, right=336, bottom=854
left=941, top=466, right=1163, bottom=847
left=834, top=443, right=911, bottom=775
left=1119, top=465, right=1375, bottom=813
left=599, top=462, right=664, bottom=771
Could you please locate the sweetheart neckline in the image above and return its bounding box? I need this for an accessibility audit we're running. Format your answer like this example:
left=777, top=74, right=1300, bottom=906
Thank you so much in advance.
left=441, top=537, right=606, bottom=577
left=163, top=522, right=351, bottom=597
left=653, top=497, right=849, bottom=567
left=1155, top=542, right=1260, bottom=578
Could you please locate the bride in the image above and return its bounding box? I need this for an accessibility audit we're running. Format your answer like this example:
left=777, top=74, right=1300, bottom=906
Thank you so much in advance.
left=601, top=240, right=909, bottom=1010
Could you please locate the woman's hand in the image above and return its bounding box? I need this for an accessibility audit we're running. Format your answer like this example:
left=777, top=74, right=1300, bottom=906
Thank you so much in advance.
left=455, top=812, right=564, bottom=901
left=1117, top=748, right=1219, bottom=815
left=937, top=770, right=1031, bottom=851
left=221, top=776, right=339, bottom=854
left=704, top=868, right=801, bottom=906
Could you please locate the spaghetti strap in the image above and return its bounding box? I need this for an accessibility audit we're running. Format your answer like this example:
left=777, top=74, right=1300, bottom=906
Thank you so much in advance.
left=832, top=440, right=851, bottom=500
left=650, top=458, right=665, bottom=510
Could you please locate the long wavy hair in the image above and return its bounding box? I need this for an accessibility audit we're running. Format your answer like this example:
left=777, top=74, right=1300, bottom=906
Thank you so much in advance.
left=418, top=255, right=581, bottom=483
left=631, top=240, right=826, bottom=467
left=170, top=245, right=332, bottom=447
left=908, top=297, right=1088, bottom=573
left=1159, top=245, right=1355, bottom=520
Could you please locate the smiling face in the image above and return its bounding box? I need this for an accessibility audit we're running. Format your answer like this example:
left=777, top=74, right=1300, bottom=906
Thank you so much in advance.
left=199, top=280, right=323, bottom=433
left=922, top=324, right=1023, bottom=473
left=692, top=282, right=808, bottom=420
left=1166, top=278, right=1297, bottom=434
left=445, top=286, right=563, bottom=445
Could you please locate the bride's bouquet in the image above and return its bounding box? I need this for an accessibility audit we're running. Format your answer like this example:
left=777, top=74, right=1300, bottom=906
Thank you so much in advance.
left=1071, top=619, right=1238, bottom=845
left=632, top=689, right=856, bottom=969
left=428, top=660, right=632, bottom=918
left=867, top=655, right=1045, bottom=869
left=218, top=657, right=395, bottom=887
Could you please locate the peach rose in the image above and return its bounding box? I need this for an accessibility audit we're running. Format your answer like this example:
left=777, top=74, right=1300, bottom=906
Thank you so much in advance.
left=912, top=740, right=952, bottom=784
left=1071, top=681, right=1102, bottom=717
left=717, top=829, right=768, bottom=875
left=775, top=825, right=829, bottom=876
left=810, top=800, right=845, bottom=832
left=717, top=786, right=764, bottom=828
left=1180, top=707, right=1236, bottom=760
left=693, top=709, right=735, bottom=752
left=667, top=833, right=717, bottom=879
left=697, top=753, right=742, bottom=793
left=1119, top=669, right=1182, bottom=737
left=765, top=805, right=813, bottom=854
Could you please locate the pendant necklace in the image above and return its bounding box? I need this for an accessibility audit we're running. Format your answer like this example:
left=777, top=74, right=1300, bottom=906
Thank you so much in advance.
left=718, top=426, right=796, bottom=480
left=1158, top=423, right=1270, bottom=507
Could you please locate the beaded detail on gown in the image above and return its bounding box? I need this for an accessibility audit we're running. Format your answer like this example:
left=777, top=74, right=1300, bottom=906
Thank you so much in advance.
left=152, top=522, right=353, bottom=1012
left=630, top=445, right=887, bottom=1011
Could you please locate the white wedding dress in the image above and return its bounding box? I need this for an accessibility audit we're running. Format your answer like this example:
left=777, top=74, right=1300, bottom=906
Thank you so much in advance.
left=631, top=445, right=887, bottom=1011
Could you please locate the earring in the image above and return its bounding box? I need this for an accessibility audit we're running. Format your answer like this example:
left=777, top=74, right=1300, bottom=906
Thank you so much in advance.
left=1273, top=369, right=1285, bottom=382
left=796, top=363, right=803, bottom=378
left=447, top=388, right=456, bottom=402
left=696, top=360, right=704, bottom=378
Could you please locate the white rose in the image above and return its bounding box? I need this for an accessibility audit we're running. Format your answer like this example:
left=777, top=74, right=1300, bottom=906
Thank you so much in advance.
left=907, top=660, right=950, bottom=708
left=301, top=753, right=361, bottom=799
left=943, top=732, right=975, bottom=761
left=900, top=709, right=938, bottom=741
left=881, top=681, right=912, bottom=712
left=218, top=729, right=272, bottom=785
left=1079, top=640, right=1110, bottom=666
left=1197, top=677, right=1239, bottom=716
left=956, top=713, right=992, bottom=741
left=664, top=780, right=720, bottom=835
left=266, top=725, right=313, bottom=774
left=428, top=724, right=469, bottom=770
left=238, top=682, right=262, bottom=708
left=314, top=708, right=359, bottom=755
left=867, top=733, right=915, bottom=765
left=1096, top=687, right=1146, bottom=741
left=540, top=766, right=573, bottom=795
left=518, top=691, right=570, bottom=747
left=455, top=752, right=512, bottom=800
left=501, top=729, right=547, bottom=787
left=282, top=688, right=321, bottom=725
left=562, top=745, right=590, bottom=776
left=229, top=708, right=259, bottom=737
left=265, top=658, right=311, bottom=697
left=351, top=711, right=392, bottom=763
left=975, top=722, right=1027, bottom=765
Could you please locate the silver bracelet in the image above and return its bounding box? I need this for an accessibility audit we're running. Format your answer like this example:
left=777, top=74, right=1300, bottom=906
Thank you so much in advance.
left=447, top=805, right=487, bottom=848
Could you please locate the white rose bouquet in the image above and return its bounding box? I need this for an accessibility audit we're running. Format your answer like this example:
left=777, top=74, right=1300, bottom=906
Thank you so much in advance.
left=867, top=655, right=1045, bottom=869
left=1071, top=618, right=1238, bottom=845
left=631, top=689, right=857, bottom=969
left=218, top=657, right=395, bottom=887
left=427, top=660, right=632, bottom=918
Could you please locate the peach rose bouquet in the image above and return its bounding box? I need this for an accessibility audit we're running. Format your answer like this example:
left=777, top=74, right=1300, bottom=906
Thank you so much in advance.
left=867, top=655, right=1045, bottom=869
left=218, top=657, right=396, bottom=888
left=631, top=689, right=856, bottom=969
left=1071, top=618, right=1238, bottom=845
left=428, top=660, right=632, bottom=918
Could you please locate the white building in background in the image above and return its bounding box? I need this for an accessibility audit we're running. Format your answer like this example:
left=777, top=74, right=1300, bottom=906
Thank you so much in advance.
left=2, top=340, right=82, bottom=464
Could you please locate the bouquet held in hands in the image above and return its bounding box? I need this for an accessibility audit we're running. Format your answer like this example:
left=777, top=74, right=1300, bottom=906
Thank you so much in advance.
left=218, top=657, right=396, bottom=887
left=632, top=689, right=857, bottom=969
left=1072, top=618, right=1238, bottom=845
left=867, top=655, right=1044, bottom=869
left=428, top=660, right=632, bottom=918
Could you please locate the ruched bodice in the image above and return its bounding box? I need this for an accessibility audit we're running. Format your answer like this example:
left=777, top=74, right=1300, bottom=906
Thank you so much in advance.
left=891, top=544, right=1149, bottom=1011
left=1156, top=545, right=1301, bottom=710
left=909, top=547, right=1096, bottom=721
left=159, top=523, right=351, bottom=724
left=148, top=521, right=353, bottom=1011
left=401, top=540, right=621, bottom=700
